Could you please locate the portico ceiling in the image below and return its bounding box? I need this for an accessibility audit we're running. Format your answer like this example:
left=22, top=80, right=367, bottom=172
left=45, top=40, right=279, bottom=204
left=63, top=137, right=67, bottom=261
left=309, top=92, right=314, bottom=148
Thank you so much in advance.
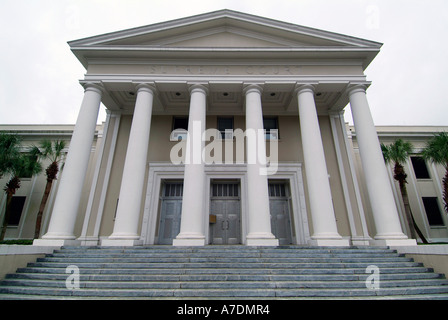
left=96, top=81, right=351, bottom=116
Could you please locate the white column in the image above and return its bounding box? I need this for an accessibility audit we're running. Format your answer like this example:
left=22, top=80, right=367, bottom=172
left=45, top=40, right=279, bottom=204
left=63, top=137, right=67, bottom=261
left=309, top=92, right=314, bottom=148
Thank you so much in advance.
left=244, top=84, right=278, bottom=246
left=347, top=84, right=415, bottom=246
left=34, top=82, right=103, bottom=246
left=103, top=84, right=155, bottom=246
left=173, top=84, right=207, bottom=246
left=296, top=84, right=348, bottom=246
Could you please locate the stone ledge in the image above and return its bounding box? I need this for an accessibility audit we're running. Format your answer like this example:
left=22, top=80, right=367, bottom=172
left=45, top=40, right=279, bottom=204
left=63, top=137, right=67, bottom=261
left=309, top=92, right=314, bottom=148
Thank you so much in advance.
left=0, top=245, right=60, bottom=255
left=390, top=244, right=448, bottom=255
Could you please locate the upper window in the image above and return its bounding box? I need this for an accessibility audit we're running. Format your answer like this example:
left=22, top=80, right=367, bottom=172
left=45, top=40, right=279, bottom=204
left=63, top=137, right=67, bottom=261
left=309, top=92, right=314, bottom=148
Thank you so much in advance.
left=217, top=117, right=234, bottom=139
left=263, top=117, right=279, bottom=140
left=170, top=117, right=188, bottom=141
left=7, top=196, right=26, bottom=226
left=172, top=117, right=188, bottom=131
left=422, top=197, right=444, bottom=226
left=411, top=156, right=430, bottom=179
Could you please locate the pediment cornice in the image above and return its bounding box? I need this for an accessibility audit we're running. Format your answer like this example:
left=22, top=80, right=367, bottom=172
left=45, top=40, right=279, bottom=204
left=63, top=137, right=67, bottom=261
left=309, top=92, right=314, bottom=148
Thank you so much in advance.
left=69, top=10, right=381, bottom=70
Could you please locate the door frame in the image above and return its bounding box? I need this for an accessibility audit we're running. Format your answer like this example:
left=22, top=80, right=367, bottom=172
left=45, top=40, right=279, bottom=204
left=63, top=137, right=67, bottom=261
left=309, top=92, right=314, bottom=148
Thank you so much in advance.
left=142, top=162, right=309, bottom=245
left=268, top=180, right=294, bottom=245
left=157, top=181, right=184, bottom=245
left=209, top=180, right=242, bottom=245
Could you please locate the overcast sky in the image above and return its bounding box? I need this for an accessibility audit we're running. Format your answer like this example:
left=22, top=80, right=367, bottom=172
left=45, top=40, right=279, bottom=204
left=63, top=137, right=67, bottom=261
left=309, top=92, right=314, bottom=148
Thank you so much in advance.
left=1, top=0, right=447, bottom=126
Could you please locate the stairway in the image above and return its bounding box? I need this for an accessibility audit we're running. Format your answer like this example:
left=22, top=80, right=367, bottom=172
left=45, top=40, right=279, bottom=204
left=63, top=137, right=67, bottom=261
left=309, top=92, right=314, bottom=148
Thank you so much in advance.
left=0, top=245, right=448, bottom=299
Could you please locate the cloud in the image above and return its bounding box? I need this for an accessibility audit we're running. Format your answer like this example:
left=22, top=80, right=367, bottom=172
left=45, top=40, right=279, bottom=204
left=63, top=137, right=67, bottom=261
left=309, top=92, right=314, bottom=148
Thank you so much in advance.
left=1, top=0, right=448, bottom=126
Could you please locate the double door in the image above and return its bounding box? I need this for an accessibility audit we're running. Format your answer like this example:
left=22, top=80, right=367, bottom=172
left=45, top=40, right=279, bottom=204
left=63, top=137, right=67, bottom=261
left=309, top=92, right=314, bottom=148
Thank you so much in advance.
left=269, top=182, right=293, bottom=245
left=158, top=182, right=183, bottom=245
left=209, top=182, right=241, bottom=245
left=158, top=181, right=292, bottom=245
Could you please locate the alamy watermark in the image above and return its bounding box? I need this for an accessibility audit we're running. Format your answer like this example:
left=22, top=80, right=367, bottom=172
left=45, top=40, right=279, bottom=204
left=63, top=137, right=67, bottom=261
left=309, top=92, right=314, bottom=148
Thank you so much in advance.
left=365, top=265, right=380, bottom=290
left=169, top=121, right=279, bottom=175
left=65, top=265, right=80, bottom=290
left=365, top=4, right=380, bottom=30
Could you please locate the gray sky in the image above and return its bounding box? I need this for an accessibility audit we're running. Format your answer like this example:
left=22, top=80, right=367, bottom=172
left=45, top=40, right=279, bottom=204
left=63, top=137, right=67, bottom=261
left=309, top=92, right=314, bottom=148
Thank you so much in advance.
left=1, top=0, right=447, bottom=126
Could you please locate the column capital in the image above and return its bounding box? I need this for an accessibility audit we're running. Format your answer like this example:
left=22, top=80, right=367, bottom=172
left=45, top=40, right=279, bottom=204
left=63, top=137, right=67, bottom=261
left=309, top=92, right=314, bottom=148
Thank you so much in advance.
left=135, top=82, right=156, bottom=95
left=188, top=83, right=209, bottom=96
left=345, top=83, right=369, bottom=96
left=82, top=82, right=105, bottom=95
left=294, top=83, right=317, bottom=95
left=243, top=83, right=264, bottom=96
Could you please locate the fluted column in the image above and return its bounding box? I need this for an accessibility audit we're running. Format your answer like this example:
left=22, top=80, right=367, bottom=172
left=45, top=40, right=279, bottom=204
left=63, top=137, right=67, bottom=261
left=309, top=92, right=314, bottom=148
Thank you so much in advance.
left=173, top=84, right=208, bottom=246
left=102, top=83, right=155, bottom=246
left=34, top=82, right=103, bottom=246
left=244, top=84, right=278, bottom=246
left=347, top=84, right=416, bottom=245
left=296, top=84, right=348, bottom=246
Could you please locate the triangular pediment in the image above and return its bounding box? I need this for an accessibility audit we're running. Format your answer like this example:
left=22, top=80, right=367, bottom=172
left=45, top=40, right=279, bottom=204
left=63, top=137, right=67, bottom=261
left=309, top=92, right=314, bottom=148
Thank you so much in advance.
left=69, top=10, right=381, bottom=69
left=144, top=29, right=304, bottom=48
left=70, top=9, right=381, bottom=49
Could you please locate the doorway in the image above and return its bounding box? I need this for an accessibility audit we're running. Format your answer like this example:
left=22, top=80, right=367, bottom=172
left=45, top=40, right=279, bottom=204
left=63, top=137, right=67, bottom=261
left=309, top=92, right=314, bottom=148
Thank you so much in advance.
left=269, top=181, right=293, bottom=245
left=209, top=181, right=241, bottom=245
left=157, top=182, right=183, bottom=245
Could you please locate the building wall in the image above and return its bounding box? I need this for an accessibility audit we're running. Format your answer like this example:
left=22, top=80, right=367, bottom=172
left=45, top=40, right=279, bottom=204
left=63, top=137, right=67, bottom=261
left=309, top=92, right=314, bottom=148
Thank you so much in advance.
left=350, top=126, right=448, bottom=242
left=0, top=125, right=102, bottom=240
left=2, top=123, right=447, bottom=244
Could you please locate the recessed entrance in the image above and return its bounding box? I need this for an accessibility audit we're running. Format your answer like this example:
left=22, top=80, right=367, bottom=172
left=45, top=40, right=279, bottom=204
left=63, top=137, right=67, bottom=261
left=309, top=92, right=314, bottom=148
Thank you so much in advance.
left=157, top=181, right=183, bottom=245
left=209, top=181, right=241, bottom=245
left=269, top=181, right=293, bottom=245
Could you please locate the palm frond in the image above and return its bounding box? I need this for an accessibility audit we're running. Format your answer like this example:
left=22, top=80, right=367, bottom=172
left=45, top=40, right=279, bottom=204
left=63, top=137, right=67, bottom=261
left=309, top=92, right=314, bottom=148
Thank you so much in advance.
left=381, top=139, right=413, bottom=165
left=422, top=132, right=448, bottom=167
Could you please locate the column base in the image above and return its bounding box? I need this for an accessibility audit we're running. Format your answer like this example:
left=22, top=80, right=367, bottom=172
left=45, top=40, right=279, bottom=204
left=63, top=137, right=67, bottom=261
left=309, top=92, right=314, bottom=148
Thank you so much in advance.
left=370, top=238, right=417, bottom=246
left=33, top=239, right=81, bottom=247
left=101, top=239, right=143, bottom=247
left=308, top=238, right=350, bottom=247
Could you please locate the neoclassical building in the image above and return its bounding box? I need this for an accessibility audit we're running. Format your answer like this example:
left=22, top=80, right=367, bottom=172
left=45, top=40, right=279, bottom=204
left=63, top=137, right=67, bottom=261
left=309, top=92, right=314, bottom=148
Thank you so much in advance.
left=4, top=10, right=445, bottom=247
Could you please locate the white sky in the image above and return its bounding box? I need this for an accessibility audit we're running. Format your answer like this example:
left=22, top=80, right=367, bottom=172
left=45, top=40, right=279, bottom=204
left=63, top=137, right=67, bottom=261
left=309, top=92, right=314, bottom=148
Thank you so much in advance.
left=1, top=0, right=447, bottom=126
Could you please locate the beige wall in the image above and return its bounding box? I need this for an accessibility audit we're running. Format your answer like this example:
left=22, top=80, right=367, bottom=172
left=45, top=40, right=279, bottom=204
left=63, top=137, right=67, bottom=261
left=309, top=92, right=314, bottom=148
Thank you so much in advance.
left=350, top=126, right=448, bottom=242
left=0, top=125, right=102, bottom=240
left=2, top=122, right=447, bottom=244
left=90, top=112, right=363, bottom=241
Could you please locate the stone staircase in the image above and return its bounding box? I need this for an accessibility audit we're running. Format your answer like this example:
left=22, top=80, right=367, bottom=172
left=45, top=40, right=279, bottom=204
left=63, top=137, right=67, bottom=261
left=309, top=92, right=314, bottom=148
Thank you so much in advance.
left=1, top=245, right=448, bottom=299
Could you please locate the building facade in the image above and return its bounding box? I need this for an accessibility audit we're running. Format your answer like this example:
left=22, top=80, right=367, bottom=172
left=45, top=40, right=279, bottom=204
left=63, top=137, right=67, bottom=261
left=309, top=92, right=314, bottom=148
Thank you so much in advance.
left=2, top=10, right=446, bottom=247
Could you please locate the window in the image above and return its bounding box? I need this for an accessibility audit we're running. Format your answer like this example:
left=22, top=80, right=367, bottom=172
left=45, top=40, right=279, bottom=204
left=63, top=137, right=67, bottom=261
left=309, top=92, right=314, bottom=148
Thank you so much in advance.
left=212, top=183, right=239, bottom=197
left=263, top=117, right=279, bottom=140
left=170, top=117, right=188, bottom=141
left=217, top=117, right=234, bottom=139
left=7, top=196, right=26, bottom=226
left=164, top=183, right=184, bottom=197
left=411, top=156, right=430, bottom=179
left=172, top=117, right=188, bottom=131
left=422, top=197, right=444, bottom=226
left=268, top=183, right=286, bottom=197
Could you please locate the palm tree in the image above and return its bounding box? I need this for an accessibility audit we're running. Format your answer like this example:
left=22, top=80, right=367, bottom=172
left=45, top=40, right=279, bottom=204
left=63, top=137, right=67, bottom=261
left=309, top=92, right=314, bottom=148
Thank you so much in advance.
left=381, top=139, right=428, bottom=243
left=31, top=140, right=66, bottom=239
left=0, top=133, right=21, bottom=178
left=422, top=132, right=448, bottom=214
left=0, top=133, right=42, bottom=240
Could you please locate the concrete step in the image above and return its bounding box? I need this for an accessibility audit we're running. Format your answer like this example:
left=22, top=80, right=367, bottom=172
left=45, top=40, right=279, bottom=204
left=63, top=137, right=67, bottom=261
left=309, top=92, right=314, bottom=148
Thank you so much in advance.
left=6, top=271, right=443, bottom=282
left=1, top=245, right=447, bottom=300
left=36, top=256, right=413, bottom=264
left=1, top=285, right=448, bottom=298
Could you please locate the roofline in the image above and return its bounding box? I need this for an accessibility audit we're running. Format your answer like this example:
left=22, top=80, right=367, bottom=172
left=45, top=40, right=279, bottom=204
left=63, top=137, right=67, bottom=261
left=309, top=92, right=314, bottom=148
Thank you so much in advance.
left=68, top=9, right=383, bottom=48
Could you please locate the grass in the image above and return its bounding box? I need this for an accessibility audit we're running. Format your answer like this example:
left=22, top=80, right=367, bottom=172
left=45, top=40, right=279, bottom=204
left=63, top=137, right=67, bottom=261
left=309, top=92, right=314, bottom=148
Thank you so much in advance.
left=0, top=239, right=33, bottom=245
